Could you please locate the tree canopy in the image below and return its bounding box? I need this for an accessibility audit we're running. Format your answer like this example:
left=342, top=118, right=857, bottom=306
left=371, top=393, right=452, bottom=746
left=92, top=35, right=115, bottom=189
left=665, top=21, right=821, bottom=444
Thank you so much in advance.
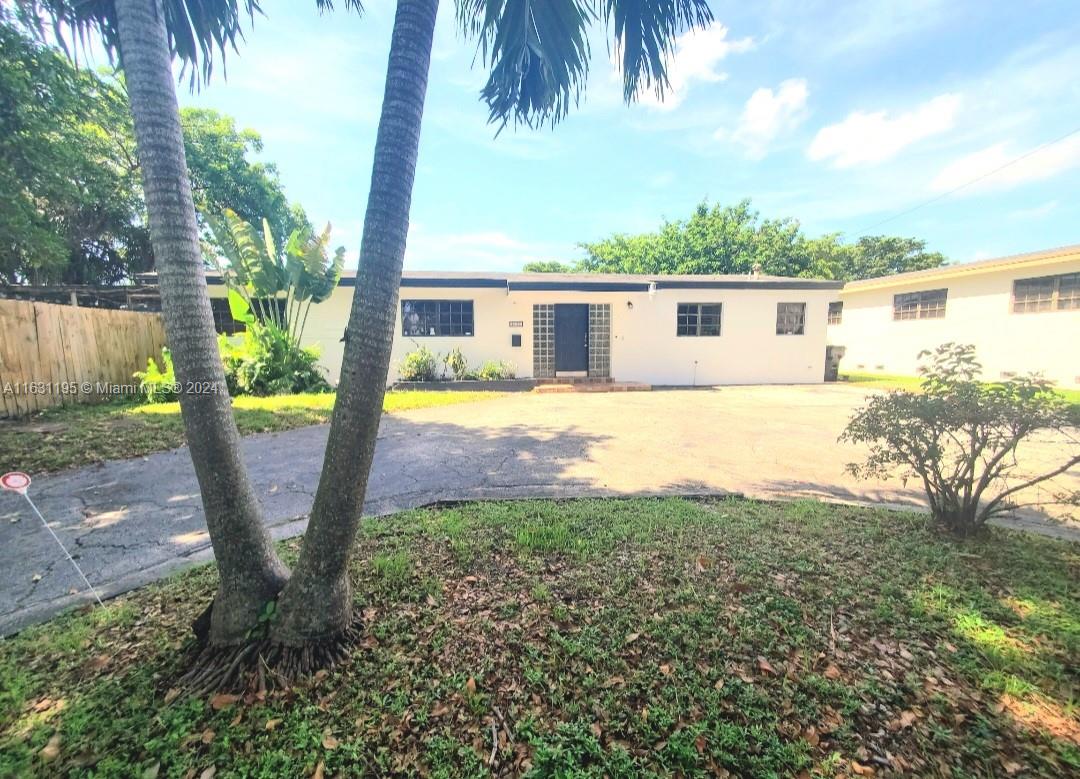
left=0, top=18, right=307, bottom=285
left=574, top=199, right=947, bottom=281
left=0, top=20, right=145, bottom=284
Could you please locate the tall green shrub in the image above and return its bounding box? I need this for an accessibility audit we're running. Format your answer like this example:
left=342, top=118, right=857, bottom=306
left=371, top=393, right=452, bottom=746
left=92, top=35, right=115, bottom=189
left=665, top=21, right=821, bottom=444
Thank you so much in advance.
left=842, top=343, right=1080, bottom=535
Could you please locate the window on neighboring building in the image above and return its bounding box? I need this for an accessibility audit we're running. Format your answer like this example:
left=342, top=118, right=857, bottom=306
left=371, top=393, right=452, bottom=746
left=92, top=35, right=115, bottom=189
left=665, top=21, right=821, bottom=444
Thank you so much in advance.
left=893, top=288, right=947, bottom=320
left=209, top=296, right=287, bottom=335
left=827, top=301, right=843, bottom=325
left=676, top=303, right=722, bottom=336
left=401, top=299, right=474, bottom=336
left=1013, top=273, right=1080, bottom=313
left=776, top=302, right=806, bottom=335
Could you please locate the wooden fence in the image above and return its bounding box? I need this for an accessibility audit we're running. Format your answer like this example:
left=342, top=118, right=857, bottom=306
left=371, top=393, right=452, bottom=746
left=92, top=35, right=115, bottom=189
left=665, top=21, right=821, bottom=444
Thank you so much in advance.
left=0, top=299, right=167, bottom=417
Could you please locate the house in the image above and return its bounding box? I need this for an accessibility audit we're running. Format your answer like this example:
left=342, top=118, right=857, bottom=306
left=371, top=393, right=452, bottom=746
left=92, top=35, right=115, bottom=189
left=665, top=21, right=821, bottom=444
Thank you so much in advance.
left=204, top=271, right=842, bottom=386
left=827, top=244, right=1080, bottom=386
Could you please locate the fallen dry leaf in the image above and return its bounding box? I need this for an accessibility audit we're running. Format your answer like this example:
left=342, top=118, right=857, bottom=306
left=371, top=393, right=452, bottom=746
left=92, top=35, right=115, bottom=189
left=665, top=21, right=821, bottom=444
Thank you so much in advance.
left=321, top=733, right=340, bottom=750
left=625, top=632, right=641, bottom=645
left=823, top=664, right=842, bottom=680
left=163, top=688, right=181, bottom=705
left=209, top=693, right=238, bottom=711
left=757, top=656, right=777, bottom=675
left=465, top=677, right=477, bottom=695
left=200, top=729, right=215, bottom=745
left=199, top=768, right=216, bottom=779
left=311, top=761, right=325, bottom=779
left=658, top=663, right=672, bottom=676
left=265, top=718, right=282, bottom=731
left=39, top=733, right=61, bottom=762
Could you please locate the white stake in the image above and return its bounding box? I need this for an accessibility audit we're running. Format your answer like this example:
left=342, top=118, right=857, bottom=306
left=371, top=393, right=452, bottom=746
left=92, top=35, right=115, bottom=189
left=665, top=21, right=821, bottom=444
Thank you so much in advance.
left=3, top=471, right=105, bottom=609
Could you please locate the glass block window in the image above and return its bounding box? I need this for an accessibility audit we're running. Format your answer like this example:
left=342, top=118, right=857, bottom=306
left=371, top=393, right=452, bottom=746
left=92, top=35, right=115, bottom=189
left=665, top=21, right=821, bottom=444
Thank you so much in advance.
left=589, top=304, right=611, bottom=377
left=893, top=289, right=947, bottom=320
left=775, top=302, right=806, bottom=335
left=827, top=301, right=843, bottom=325
left=533, top=304, right=555, bottom=378
left=676, top=303, right=722, bottom=336
left=1013, top=273, right=1080, bottom=313
left=401, top=300, right=474, bottom=336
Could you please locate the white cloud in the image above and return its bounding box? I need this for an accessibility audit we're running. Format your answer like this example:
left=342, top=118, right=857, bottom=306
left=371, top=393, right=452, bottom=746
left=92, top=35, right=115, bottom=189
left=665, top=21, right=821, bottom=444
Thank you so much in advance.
left=808, top=93, right=961, bottom=168
left=637, top=23, right=754, bottom=111
left=719, top=78, right=809, bottom=158
left=930, top=136, right=1080, bottom=194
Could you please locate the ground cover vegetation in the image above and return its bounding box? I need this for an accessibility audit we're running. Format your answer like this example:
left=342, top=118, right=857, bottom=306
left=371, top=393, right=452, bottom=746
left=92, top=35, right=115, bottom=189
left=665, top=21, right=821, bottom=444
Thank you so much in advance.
left=1, top=498, right=1077, bottom=777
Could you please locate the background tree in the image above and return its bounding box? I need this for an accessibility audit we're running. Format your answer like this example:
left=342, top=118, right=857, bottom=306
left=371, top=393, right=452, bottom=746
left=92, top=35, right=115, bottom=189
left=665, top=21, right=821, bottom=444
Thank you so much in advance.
left=1, top=15, right=305, bottom=286
left=522, top=260, right=575, bottom=273
left=578, top=199, right=948, bottom=281
left=181, top=107, right=310, bottom=247
left=0, top=18, right=146, bottom=284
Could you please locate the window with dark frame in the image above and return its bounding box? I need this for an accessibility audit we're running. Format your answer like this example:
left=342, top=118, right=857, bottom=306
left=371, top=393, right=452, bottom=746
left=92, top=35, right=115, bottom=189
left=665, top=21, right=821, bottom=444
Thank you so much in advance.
left=893, top=288, right=947, bottom=320
left=1013, top=273, right=1080, bottom=313
left=209, top=297, right=287, bottom=335
left=827, top=301, right=843, bottom=325
left=401, top=299, right=474, bottom=337
left=676, top=303, right=722, bottom=336
left=775, top=302, right=806, bottom=335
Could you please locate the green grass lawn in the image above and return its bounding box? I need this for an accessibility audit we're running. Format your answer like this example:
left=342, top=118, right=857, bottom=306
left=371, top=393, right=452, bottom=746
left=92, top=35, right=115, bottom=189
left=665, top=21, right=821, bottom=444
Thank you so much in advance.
left=2, top=498, right=1077, bottom=778
left=840, top=371, right=1080, bottom=408
left=0, top=391, right=502, bottom=474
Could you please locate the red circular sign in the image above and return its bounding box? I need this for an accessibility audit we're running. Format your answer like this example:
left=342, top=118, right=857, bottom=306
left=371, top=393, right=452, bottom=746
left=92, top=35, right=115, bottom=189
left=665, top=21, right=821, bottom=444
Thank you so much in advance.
left=1, top=472, right=31, bottom=493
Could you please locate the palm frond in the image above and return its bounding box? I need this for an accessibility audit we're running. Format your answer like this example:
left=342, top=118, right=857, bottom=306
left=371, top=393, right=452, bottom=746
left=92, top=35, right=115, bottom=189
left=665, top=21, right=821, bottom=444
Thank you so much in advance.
left=14, top=1, right=282, bottom=88
left=458, top=0, right=594, bottom=130
left=601, top=0, right=713, bottom=103
left=314, top=0, right=364, bottom=12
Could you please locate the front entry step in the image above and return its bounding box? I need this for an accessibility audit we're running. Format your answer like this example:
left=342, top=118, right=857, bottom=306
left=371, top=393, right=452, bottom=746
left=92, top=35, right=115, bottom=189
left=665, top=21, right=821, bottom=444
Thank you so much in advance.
left=533, top=381, right=651, bottom=394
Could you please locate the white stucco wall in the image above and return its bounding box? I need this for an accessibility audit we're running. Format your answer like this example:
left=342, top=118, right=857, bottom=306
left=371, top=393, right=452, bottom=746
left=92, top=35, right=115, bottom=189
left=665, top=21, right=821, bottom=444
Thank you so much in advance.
left=210, top=282, right=836, bottom=386
left=827, top=258, right=1080, bottom=387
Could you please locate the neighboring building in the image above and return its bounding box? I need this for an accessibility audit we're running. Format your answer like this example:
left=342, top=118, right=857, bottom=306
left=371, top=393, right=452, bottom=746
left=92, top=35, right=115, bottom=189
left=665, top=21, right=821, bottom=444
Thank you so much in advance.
left=827, top=244, right=1080, bottom=387
left=204, top=271, right=842, bottom=386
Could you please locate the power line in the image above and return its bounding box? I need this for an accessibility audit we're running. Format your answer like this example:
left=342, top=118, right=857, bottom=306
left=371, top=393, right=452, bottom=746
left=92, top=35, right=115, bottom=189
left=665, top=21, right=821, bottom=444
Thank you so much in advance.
left=854, top=124, right=1080, bottom=236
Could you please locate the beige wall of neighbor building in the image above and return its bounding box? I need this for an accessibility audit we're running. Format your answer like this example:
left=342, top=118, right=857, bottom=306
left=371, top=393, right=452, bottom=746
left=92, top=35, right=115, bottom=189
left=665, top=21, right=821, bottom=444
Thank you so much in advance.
left=208, top=272, right=840, bottom=386
left=827, top=245, right=1080, bottom=386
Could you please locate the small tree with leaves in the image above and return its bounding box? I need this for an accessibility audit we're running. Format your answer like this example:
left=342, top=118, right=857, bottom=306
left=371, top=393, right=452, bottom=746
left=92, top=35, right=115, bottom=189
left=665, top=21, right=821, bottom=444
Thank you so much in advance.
left=841, top=343, right=1080, bottom=536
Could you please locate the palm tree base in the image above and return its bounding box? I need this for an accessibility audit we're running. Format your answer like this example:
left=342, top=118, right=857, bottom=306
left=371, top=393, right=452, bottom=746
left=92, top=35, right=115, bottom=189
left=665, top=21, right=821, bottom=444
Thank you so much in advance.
left=177, top=612, right=365, bottom=697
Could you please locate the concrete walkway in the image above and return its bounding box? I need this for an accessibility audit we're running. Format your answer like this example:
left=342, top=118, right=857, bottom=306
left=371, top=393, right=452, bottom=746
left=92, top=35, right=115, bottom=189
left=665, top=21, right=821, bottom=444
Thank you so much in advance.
left=3, top=386, right=1077, bottom=635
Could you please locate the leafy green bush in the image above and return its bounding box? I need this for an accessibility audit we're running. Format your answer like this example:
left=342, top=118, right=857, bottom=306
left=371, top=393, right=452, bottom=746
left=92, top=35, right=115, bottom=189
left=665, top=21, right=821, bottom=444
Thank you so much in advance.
left=842, top=343, right=1080, bottom=536
left=220, top=324, right=330, bottom=396
left=444, top=347, right=470, bottom=380
left=477, top=360, right=516, bottom=381
left=133, top=348, right=178, bottom=403
left=398, top=345, right=442, bottom=382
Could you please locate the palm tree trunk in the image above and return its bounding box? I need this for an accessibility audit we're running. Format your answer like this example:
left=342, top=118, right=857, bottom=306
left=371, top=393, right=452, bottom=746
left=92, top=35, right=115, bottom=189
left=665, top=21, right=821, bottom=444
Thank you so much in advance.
left=114, top=0, right=289, bottom=644
left=273, top=0, right=440, bottom=644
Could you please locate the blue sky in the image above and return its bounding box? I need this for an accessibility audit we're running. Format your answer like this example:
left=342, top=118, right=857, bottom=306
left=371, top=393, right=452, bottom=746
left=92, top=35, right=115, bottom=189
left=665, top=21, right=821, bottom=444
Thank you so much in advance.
left=173, top=0, right=1080, bottom=271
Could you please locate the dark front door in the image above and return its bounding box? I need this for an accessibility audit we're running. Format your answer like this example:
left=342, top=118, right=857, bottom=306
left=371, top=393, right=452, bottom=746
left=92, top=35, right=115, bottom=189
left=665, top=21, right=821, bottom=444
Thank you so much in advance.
left=554, top=304, right=589, bottom=374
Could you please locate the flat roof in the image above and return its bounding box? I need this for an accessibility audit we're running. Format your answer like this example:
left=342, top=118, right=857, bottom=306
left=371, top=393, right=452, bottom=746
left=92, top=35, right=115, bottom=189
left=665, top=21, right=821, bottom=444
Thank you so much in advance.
left=181, top=269, right=843, bottom=292
left=841, top=243, right=1080, bottom=294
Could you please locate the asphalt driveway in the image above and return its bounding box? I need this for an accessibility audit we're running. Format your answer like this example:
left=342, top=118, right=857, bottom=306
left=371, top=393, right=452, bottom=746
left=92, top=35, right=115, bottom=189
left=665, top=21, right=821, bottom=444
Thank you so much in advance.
left=2, top=385, right=1077, bottom=634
